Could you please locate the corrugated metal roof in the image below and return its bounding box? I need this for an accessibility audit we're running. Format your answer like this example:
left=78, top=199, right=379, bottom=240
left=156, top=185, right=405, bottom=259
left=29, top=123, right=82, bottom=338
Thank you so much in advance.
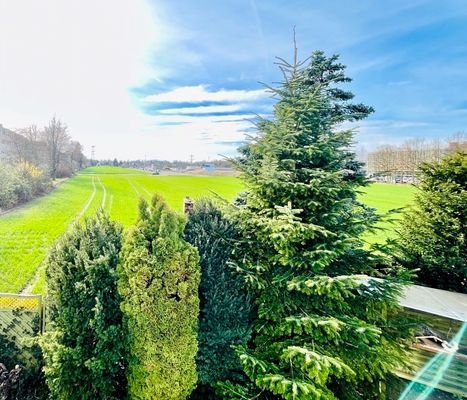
left=399, top=284, right=467, bottom=322
left=355, top=275, right=467, bottom=322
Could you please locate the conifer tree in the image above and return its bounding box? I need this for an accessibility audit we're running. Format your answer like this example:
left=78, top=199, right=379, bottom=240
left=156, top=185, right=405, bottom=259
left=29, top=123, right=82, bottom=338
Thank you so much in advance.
left=228, top=49, right=411, bottom=399
left=396, top=152, right=466, bottom=293
left=41, top=213, right=126, bottom=400
left=118, top=195, right=200, bottom=400
left=184, top=199, right=253, bottom=398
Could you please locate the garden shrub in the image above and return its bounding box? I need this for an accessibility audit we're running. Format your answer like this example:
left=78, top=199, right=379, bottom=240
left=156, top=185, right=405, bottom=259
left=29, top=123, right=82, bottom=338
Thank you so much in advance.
left=41, top=212, right=126, bottom=400
left=184, top=199, right=253, bottom=398
left=119, top=195, right=200, bottom=400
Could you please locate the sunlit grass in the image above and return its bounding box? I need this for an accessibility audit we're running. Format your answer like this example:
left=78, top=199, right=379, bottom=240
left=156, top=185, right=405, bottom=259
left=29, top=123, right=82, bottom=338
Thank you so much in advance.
left=1, top=167, right=416, bottom=294
left=358, top=183, right=418, bottom=245
left=0, top=175, right=98, bottom=292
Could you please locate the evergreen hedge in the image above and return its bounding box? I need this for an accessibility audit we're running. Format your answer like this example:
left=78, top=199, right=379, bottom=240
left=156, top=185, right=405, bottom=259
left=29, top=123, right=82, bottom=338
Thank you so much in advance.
left=184, top=199, right=253, bottom=398
left=118, top=195, right=200, bottom=400
left=41, top=213, right=126, bottom=400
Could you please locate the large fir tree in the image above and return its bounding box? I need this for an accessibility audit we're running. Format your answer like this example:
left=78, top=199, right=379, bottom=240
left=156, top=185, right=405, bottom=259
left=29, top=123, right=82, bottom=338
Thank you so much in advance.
left=228, top=50, right=411, bottom=399
left=396, top=151, right=466, bottom=293
left=41, top=213, right=126, bottom=400
left=118, top=195, right=200, bottom=400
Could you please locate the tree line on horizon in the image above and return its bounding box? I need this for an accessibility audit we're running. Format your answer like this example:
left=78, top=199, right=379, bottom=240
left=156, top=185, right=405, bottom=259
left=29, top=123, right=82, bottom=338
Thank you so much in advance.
left=365, top=134, right=466, bottom=181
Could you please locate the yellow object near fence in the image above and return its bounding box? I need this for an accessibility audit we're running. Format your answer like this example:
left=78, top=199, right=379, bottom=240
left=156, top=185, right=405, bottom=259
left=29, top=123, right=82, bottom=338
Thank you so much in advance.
left=0, top=293, right=42, bottom=311
left=0, top=293, right=43, bottom=346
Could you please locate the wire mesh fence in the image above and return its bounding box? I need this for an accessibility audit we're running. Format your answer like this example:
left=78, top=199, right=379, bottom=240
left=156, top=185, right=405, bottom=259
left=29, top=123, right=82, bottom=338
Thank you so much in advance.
left=0, top=293, right=43, bottom=347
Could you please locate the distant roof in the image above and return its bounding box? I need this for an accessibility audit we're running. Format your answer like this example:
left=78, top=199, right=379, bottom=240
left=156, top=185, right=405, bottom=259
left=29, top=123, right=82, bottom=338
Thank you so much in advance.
left=355, top=275, right=467, bottom=322
left=399, top=284, right=467, bottom=322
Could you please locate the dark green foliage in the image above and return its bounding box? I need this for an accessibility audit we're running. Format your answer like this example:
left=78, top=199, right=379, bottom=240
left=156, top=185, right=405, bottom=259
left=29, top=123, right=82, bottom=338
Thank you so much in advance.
left=184, top=199, right=253, bottom=398
left=41, top=213, right=126, bottom=400
left=119, top=195, right=200, bottom=400
left=396, top=152, right=467, bottom=293
left=227, top=50, right=412, bottom=399
left=0, top=332, right=47, bottom=400
left=0, top=305, right=48, bottom=400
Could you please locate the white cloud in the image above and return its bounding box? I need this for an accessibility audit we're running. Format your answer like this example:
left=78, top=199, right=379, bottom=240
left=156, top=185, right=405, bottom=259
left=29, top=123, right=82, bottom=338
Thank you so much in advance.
left=143, top=85, right=267, bottom=104
left=387, top=80, right=411, bottom=86
left=153, top=114, right=255, bottom=124
left=139, top=117, right=253, bottom=161
left=0, top=0, right=267, bottom=161
left=0, top=0, right=165, bottom=159
left=159, top=104, right=245, bottom=115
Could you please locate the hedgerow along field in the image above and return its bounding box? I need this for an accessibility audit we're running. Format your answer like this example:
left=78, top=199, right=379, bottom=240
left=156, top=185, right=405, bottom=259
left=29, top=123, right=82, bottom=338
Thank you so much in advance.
left=0, top=166, right=416, bottom=294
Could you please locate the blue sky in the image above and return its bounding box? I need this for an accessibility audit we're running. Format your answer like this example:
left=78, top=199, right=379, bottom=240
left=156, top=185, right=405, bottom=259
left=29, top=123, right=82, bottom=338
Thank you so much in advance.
left=1, top=0, right=466, bottom=160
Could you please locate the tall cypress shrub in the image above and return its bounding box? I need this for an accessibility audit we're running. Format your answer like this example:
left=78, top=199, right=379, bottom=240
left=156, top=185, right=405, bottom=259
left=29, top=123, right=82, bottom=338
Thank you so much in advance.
left=118, top=195, right=200, bottom=400
left=226, top=50, right=412, bottom=399
left=41, top=213, right=126, bottom=400
left=184, top=199, right=253, bottom=398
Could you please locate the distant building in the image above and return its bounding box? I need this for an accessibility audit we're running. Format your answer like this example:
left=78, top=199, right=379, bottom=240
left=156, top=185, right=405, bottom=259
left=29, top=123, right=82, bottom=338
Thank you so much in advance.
left=202, top=163, right=215, bottom=173
left=0, top=123, right=19, bottom=161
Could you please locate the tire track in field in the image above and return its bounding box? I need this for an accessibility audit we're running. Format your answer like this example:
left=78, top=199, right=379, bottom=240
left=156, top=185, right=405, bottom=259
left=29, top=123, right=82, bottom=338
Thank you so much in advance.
left=133, top=179, right=152, bottom=198
left=107, top=194, right=114, bottom=214
left=76, top=176, right=97, bottom=220
left=21, top=176, right=98, bottom=294
left=127, top=178, right=142, bottom=197
left=97, top=176, right=107, bottom=209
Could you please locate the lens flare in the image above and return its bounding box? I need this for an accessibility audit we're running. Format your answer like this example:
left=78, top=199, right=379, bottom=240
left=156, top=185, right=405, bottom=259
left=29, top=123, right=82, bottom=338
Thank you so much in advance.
left=399, top=322, right=466, bottom=400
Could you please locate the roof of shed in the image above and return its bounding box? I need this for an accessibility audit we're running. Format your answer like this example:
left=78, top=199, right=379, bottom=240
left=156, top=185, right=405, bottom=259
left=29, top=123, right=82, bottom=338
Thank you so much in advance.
left=399, top=284, right=467, bottom=322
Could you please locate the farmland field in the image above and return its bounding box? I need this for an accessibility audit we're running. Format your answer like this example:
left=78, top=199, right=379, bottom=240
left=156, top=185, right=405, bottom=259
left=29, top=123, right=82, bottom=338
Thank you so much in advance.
left=0, top=166, right=416, bottom=294
left=358, top=183, right=417, bottom=245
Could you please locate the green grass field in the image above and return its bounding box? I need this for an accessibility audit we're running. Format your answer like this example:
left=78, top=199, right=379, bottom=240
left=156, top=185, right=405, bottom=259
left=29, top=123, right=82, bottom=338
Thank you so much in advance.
left=358, top=183, right=417, bottom=245
left=0, top=166, right=417, bottom=294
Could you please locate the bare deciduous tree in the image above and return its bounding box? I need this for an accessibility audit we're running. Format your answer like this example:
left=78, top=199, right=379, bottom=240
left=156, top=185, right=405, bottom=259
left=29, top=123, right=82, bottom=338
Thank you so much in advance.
left=16, top=125, right=42, bottom=165
left=367, top=136, right=464, bottom=182
left=42, top=117, right=70, bottom=179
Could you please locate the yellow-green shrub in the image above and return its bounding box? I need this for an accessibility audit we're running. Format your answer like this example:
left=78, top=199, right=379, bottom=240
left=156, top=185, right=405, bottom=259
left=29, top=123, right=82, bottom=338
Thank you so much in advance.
left=118, top=195, right=200, bottom=400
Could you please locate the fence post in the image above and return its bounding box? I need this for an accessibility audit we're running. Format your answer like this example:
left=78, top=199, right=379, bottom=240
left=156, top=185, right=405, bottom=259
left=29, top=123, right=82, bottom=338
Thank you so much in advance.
left=183, top=196, right=194, bottom=215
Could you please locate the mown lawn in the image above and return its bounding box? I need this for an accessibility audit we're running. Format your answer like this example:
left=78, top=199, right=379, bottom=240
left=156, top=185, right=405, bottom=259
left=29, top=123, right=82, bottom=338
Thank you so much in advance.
left=0, top=167, right=416, bottom=294
left=359, top=183, right=418, bottom=245
left=0, top=175, right=97, bottom=293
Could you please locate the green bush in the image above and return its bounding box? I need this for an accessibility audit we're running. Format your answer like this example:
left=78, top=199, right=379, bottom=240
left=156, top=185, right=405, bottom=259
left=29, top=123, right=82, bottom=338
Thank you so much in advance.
left=0, top=163, right=19, bottom=209
left=0, top=161, right=51, bottom=210
left=0, top=333, right=48, bottom=400
left=16, top=161, right=52, bottom=197
left=119, top=195, right=200, bottom=400
left=184, top=199, right=253, bottom=398
left=40, top=213, right=126, bottom=399
left=396, top=152, right=467, bottom=292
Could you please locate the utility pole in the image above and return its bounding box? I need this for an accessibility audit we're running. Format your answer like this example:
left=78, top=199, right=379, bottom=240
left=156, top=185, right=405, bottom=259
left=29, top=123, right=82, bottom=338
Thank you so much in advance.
left=189, top=154, right=194, bottom=164
left=91, top=145, right=95, bottom=166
